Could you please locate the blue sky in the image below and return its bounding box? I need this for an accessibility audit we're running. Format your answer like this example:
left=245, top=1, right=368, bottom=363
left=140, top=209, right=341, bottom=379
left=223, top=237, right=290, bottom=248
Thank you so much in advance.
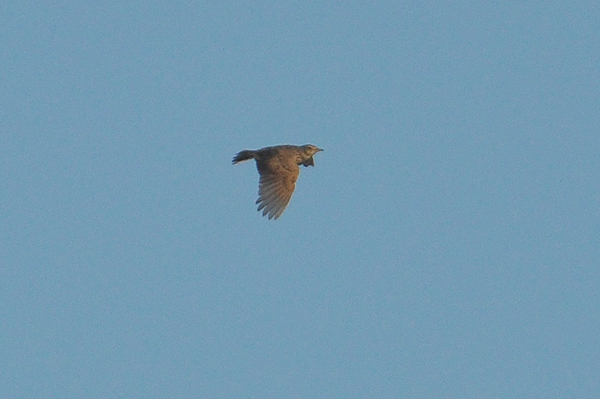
left=2, top=1, right=599, bottom=397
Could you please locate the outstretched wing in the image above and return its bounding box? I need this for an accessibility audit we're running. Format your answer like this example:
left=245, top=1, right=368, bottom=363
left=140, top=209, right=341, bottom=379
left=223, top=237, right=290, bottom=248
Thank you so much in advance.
left=255, top=155, right=299, bottom=220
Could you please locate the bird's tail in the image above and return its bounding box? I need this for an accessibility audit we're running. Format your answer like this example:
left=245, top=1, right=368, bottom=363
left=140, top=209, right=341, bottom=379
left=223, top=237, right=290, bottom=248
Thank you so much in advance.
left=232, top=150, right=256, bottom=164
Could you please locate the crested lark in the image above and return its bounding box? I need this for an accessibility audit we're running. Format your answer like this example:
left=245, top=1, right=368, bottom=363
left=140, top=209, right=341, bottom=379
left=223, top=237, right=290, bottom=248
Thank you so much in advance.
left=232, top=144, right=323, bottom=220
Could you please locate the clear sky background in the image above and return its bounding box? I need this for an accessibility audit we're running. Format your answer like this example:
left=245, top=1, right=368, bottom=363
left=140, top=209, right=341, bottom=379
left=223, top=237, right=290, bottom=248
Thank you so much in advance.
left=2, top=1, right=599, bottom=398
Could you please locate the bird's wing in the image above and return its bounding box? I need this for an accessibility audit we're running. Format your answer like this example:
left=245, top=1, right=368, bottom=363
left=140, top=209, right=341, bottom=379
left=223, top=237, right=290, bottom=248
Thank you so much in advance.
left=255, top=156, right=299, bottom=220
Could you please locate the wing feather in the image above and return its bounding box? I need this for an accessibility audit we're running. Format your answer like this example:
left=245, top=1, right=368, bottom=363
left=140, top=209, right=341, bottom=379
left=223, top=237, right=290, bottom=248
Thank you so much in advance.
left=255, top=155, right=299, bottom=220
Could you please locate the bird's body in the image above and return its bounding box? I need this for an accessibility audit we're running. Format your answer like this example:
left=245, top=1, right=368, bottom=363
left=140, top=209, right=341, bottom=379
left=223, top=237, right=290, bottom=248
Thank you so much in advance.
left=232, top=144, right=323, bottom=220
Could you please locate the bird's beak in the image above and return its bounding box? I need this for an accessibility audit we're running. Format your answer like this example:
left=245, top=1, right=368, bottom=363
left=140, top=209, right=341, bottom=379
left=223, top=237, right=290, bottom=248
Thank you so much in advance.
left=317, top=147, right=324, bottom=152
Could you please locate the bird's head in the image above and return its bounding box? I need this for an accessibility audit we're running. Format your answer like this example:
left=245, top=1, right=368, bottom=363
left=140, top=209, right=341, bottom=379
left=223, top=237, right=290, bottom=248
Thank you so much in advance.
left=301, top=144, right=324, bottom=157
left=299, top=144, right=323, bottom=167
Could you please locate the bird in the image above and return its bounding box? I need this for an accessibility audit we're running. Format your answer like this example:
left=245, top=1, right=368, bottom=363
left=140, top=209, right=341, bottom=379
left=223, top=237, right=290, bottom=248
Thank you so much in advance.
left=232, top=144, right=324, bottom=220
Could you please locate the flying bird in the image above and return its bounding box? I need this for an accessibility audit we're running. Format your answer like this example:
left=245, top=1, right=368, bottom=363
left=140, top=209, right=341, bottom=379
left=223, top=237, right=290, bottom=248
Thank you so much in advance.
left=232, top=144, right=324, bottom=220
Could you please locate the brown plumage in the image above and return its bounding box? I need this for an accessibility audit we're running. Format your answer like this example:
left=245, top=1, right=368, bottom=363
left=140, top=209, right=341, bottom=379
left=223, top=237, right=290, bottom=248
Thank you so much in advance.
left=232, top=144, right=324, bottom=220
